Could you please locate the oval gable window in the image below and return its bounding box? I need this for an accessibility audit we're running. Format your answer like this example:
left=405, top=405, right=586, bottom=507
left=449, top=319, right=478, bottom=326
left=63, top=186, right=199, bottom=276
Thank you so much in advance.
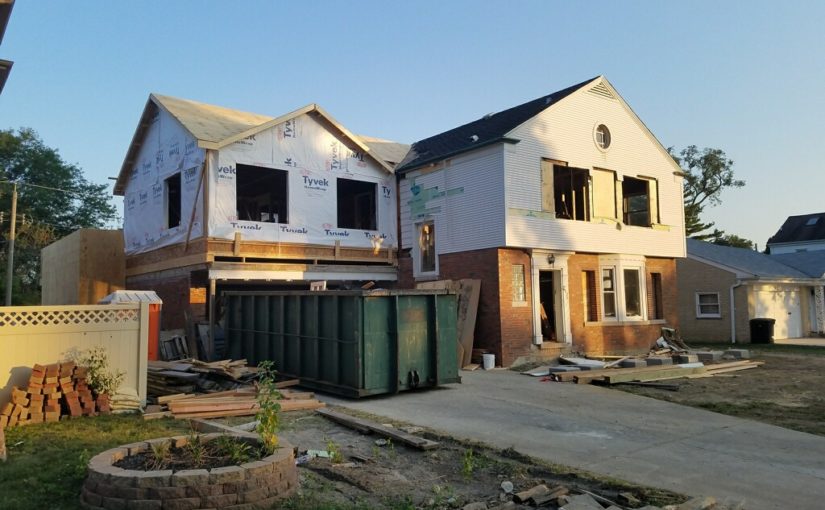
left=595, top=124, right=611, bottom=150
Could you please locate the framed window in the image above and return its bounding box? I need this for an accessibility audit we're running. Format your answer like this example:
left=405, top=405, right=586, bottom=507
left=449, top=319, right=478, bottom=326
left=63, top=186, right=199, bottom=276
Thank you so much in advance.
left=512, top=265, right=526, bottom=303
left=165, top=172, right=181, bottom=229
left=622, top=177, right=650, bottom=226
left=418, top=221, right=436, bottom=274
left=601, top=267, right=617, bottom=318
left=594, top=124, right=611, bottom=150
left=337, top=178, right=377, bottom=230
left=236, top=164, right=288, bottom=223
left=623, top=268, right=642, bottom=317
left=696, top=292, right=721, bottom=318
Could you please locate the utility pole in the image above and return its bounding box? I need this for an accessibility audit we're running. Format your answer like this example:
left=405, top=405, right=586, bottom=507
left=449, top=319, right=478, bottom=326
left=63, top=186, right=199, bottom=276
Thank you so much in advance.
left=5, top=182, right=16, bottom=306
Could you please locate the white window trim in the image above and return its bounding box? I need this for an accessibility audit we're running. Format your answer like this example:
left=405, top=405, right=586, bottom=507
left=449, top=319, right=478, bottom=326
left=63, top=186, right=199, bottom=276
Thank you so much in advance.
left=414, top=220, right=438, bottom=278
left=599, top=255, right=648, bottom=322
left=600, top=266, right=618, bottom=321
left=695, top=292, right=722, bottom=318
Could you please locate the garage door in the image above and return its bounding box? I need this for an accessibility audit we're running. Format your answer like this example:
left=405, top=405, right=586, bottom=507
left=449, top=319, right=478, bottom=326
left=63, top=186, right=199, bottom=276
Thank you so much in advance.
left=755, top=290, right=802, bottom=339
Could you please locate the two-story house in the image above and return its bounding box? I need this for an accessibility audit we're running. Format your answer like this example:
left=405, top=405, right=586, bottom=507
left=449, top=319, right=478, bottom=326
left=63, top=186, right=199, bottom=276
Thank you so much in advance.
left=114, top=94, right=406, bottom=335
left=396, top=76, right=686, bottom=365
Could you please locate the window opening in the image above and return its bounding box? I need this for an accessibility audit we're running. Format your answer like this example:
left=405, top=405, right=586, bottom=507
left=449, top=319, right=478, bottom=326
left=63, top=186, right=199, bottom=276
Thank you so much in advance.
left=419, top=222, right=436, bottom=273
left=696, top=292, right=721, bottom=318
left=583, top=270, right=598, bottom=322
left=513, top=265, right=526, bottom=303
left=236, top=164, right=288, bottom=223
left=623, top=268, right=642, bottom=317
left=595, top=124, right=611, bottom=150
left=165, top=173, right=181, bottom=229
left=622, top=177, right=650, bottom=226
left=554, top=165, right=590, bottom=221
left=602, top=267, right=616, bottom=318
left=337, top=178, right=377, bottom=230
left=650, top=272, right=663, bottom=320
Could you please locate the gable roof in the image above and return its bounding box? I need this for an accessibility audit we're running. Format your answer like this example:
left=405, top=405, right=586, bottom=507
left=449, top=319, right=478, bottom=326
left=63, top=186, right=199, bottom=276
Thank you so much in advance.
left=395, top=76, right=600, bottom=172
left=686, top=238, right=811, bottom=279
left=770, top=251, right=825, bottom=278
left=358, top=135, right=411, bottom=166
left=115, top=94, right=398, bottom=195
left=767, top=212, right=825, bottom=246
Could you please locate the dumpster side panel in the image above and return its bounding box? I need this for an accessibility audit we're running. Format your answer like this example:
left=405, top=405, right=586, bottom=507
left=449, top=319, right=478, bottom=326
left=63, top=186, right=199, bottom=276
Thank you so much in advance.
left=436, top=294, right=460, bottom=384
left=363, top=297, right=394, bottom=392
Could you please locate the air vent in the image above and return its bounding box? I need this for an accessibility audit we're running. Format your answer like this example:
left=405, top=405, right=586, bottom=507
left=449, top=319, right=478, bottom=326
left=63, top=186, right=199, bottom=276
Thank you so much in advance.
left=588, top=82, right=616, bottom=100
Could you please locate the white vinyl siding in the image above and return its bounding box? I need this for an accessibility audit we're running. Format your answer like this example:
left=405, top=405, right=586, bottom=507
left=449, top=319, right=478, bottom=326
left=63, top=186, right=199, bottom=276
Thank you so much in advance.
left=400, top=144, right=506, bottom=254
left=503, top=81, right=684, bottom=258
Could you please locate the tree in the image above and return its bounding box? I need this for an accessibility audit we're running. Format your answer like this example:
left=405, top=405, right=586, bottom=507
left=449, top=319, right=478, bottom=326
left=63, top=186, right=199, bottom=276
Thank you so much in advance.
left=710, top=233, right=756, bottom=250
left=669, top=145, right=746, bottom=240
left=0, top=128, right=118, bottom=304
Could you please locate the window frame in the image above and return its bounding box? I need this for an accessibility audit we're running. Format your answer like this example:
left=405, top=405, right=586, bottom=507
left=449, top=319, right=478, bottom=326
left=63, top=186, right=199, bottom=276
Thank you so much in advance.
left=415, top=220, right=438, bottom=277
left=512, top=264, right=527, bottom=304
left=165, top=172, right=182, bottom=229
left=235, top=164, right=289, bottom=224
left=695, top=292, right=722, bottom=318
left=336, top=177, right=377, bottom=230
left=599, top=255, right=648, bottom=322
left=600, top=266, right=617, bottom=320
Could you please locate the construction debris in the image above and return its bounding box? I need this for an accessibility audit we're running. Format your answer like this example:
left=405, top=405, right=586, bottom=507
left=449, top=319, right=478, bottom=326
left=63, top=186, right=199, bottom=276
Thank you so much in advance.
left=146, top=358, right=258, bottom=396
left=0, top=361, right=112, bottom=429
left=144, top=386, right=325, bottom=420
left=317, top=408, right=440, bottom=450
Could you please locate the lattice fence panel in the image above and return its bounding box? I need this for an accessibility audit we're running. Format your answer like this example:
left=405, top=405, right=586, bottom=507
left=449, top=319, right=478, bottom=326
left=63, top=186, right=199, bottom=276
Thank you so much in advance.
left=0, top=308, right=139, bottom=328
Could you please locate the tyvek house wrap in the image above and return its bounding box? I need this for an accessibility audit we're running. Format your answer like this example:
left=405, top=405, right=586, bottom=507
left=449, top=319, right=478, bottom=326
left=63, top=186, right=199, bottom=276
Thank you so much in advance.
left=123, top=107, right=205, bottom=255
left=123, top=108, right=396, bottom=255
left=210, top=113, right=396, bottom=250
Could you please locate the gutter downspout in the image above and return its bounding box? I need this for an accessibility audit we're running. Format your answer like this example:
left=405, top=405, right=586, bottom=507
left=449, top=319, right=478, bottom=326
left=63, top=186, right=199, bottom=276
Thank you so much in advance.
left=730, top=280, right=744, bottom=344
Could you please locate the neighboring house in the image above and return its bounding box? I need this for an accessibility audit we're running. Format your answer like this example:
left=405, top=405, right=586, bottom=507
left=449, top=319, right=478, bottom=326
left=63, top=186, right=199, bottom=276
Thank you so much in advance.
left=114, top=94, right=406, bottom=331
left=677, top=239, right=824, bottom=343
left=0, top=0, right=13, bottom=94
left=395, top=76, right=686, bottom=365
left=767, top=212, right=825, bottom=254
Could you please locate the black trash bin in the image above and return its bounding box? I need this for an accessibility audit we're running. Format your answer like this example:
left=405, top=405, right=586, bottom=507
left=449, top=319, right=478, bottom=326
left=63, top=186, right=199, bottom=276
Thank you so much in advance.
left=750, top=318, right=776, bottom=344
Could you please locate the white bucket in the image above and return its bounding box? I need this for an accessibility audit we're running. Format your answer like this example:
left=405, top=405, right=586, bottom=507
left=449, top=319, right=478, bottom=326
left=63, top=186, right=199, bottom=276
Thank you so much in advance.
left=482, top=353, right=495, bottom=370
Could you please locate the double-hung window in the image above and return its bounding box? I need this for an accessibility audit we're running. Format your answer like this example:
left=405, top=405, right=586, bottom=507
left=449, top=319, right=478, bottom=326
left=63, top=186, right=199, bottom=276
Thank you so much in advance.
left=696, top=292, right=721, bottom=318
left=599, top=256, right=647, bottom=321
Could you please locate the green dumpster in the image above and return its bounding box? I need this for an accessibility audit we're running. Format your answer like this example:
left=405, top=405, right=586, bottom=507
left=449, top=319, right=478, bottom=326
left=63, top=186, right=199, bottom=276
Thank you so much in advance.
left=224, top=289, right=460, bottom=397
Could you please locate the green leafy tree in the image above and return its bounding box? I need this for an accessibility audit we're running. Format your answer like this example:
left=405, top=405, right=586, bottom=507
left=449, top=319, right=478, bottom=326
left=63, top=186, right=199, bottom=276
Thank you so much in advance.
left=0, top=128, right=117, bottom=304
left=710, top=233, right=756, bottom=250
left=669, top=145, right=745, bottom=240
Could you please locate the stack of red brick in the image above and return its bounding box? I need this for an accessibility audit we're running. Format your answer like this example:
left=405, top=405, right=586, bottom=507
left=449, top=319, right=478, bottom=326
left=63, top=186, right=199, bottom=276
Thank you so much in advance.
left=0, top=361, right=111, bottom=429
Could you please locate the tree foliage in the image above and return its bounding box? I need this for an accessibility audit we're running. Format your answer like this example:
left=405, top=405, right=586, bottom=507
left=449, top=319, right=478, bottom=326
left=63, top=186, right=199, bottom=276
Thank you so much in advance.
left=670, top=145, right=750, bottom=244
left=0, top=128, right=118, bottom=304
left=710, top=233, right=756, bottom=250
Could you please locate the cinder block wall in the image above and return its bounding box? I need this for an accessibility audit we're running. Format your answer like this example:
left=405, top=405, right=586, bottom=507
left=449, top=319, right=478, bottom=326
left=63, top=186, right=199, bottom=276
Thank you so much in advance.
left=676, top=258, right=749, bottom=343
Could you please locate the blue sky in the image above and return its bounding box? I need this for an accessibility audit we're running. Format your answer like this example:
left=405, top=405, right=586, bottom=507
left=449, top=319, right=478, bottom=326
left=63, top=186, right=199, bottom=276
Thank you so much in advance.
left=1, top=1, right=823, bottom=248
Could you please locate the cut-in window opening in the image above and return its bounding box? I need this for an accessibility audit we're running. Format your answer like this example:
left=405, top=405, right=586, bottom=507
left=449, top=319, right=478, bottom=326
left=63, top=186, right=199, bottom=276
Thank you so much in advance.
left=337, top=178, right=377, bottom=230
left=696, top=292, right=721, bottom=318
left=512, top=265, right=526, bottom=303
left=165, top=172, right=181, bottom=229
left=622, top=177, right=650, bottom=226
left=601, top=267, right=617, bottom=318
left=623, top=268, right=642, bottom=317
left=650, top=272, right=664, bottom=320
left=236, top=164, right=288, bottom=223
left=419, top=222, right=436, bottom=274
left=554, top=165, right=590, bottom=221
left=583, top=270, right=599, bottom=322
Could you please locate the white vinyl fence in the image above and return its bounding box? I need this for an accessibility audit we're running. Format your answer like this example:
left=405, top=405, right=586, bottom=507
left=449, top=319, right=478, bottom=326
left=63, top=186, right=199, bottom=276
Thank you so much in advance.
left=0, top=303, right=149, bottom=408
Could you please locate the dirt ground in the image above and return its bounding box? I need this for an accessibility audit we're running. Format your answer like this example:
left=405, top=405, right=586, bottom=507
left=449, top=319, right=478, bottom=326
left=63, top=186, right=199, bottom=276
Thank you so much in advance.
left=217, top=410, right=686, bottom=510
left=613, top=345, right=825, bottom=437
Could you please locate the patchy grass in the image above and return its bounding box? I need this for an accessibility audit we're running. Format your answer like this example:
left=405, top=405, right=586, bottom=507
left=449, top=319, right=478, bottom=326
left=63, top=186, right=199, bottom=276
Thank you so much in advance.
left=685, top=342, right=825, bottom=357
left=0, top=415, right=189, bottom=510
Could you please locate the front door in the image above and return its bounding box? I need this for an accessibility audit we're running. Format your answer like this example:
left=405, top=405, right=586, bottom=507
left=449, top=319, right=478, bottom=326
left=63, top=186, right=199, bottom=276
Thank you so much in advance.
left=538, top=270, right=561, bottom=342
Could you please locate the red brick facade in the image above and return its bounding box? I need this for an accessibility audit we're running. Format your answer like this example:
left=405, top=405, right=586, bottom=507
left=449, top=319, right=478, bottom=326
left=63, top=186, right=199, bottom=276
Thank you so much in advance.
left=400, top=248, right=679, bottom=365
left=126, top=268, right=208, bottom=330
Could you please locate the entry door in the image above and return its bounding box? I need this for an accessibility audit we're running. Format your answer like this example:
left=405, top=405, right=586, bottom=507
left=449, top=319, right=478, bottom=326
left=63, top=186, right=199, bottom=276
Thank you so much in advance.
left=538, top=270, right=561, bottom=342
left=756, top=290, right=802, bottom=339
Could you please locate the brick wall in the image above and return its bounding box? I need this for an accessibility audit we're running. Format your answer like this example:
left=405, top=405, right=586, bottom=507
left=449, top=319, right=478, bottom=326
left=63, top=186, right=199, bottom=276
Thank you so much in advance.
left=127, top=270, right=203, bottom=330
left=675, top=257, right=748, bottom=343
left=568, top=254, right=679, bottom=355
left=495, top=249, right=534, bottom=365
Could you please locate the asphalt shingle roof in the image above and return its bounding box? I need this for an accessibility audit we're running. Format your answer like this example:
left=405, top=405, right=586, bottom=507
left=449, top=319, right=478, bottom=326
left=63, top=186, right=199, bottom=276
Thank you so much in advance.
left=687, top=238, right=810, bottom=279
left=767, top=212, right=825, bottom=245
left=395, top=76, right=599, bottom=172
left=770, top=251, right=825, bottom=278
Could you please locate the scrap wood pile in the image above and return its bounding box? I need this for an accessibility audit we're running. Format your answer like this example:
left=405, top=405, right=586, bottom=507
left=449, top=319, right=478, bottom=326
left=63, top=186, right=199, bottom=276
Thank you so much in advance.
left=1, top=361, right=110, bottom=429
left=144, top=379, right=325, bottom=420
left=147, top=358, right=259, bottom=396
left=550, top=358, right=763, bottom=386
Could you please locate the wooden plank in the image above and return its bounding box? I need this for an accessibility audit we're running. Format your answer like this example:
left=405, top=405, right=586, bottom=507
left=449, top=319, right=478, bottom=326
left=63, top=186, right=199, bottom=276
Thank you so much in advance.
left=277, top=399, right=326, bottom=412
left=170, top=402, right=258, bottom=414
left=317, top=408, right=438, bottom=450
left=605, top=366, right=706, bottom=384
left=274, top=379, right=300, bottom=389
left=173, top=408, right=259, bottom=419
left=157, top=393, right=193, bottom=404
left=458, top=279, right=481, bottom=367
left=143, top=411, right=173, bottom=420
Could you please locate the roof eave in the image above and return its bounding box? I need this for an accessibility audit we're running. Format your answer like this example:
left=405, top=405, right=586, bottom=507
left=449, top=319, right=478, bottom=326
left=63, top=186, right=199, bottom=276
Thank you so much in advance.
left=396, top=137, right=520, bottom=175
left=114, top=97, right=159, bottom=196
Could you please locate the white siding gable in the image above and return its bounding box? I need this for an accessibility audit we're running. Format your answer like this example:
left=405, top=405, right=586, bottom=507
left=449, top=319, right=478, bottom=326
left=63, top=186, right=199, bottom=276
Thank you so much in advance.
left=504, top=80, right=685, bottom=258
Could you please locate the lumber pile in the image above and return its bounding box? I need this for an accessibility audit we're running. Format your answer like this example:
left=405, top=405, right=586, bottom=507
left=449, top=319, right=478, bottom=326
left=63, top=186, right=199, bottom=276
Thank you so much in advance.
left=548, top=359, right=763, bottom=386
left=1, top=361, right=111, bottom=430
left=144, top=384, right=325, bottom=420
left=147, top=359, right=258, bottom=396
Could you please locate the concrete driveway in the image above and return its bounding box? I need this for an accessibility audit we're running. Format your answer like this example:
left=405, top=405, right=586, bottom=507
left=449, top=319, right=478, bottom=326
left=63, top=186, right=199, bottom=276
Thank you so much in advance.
left=322, top=370, right=825, bottom=510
